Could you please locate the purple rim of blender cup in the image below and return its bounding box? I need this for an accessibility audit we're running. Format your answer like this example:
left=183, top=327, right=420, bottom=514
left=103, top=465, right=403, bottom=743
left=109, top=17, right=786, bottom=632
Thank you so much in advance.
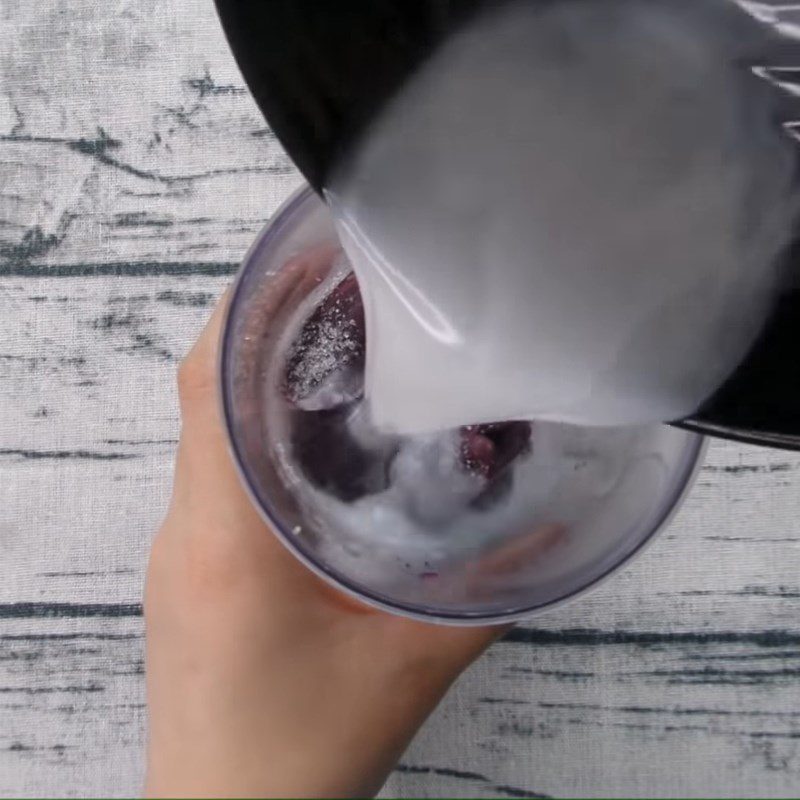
left=219, top=184, right=707, bottom=626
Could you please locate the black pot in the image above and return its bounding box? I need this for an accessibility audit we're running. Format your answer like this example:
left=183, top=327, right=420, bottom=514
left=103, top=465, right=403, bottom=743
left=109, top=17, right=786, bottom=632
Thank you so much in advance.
left=215, top=0, right=800, bottom=450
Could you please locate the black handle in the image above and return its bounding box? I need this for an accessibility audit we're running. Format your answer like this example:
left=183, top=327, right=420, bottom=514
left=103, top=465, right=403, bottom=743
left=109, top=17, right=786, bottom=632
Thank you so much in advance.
left=214, top=0, right=487, bottom=190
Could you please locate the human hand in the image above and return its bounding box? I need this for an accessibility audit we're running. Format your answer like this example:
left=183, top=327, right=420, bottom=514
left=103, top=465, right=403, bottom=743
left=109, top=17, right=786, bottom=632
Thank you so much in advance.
left=144, top=280, right=506, bottom=799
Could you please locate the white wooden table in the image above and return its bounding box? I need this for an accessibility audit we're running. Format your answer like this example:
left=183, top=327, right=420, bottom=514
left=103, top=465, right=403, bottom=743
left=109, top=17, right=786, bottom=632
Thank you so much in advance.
left=2, top=2, right=800, bottom=797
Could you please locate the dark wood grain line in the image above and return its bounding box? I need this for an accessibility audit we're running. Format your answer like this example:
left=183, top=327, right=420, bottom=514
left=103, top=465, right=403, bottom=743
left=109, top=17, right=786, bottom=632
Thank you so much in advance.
left=641, top=666, right=800, bottom=686
left=37, top=569, right=136, bottom=578
left=102, top=438, right=178, bottom=446
left=701, top=536, right=800, bottom=543
left=0, top=684, right=105, bottom=695
left=6, top=743, right=73, bottom=754
left=683, top=650, right=800, bottom=662
left=103, top=212, right=175, bottom=228
left=703, top=464, right=794, bottom=474
left=0, top=131, right=291, bottom=185
left=0, top=220, right=74, bottom=266
left=478, top=697, right=528, bottom=706
left=0, top=634, right=139, bottom=642
left=155, top=290, right=216, bottom=307
left=395, top=763, right=550, bottom=799
left=89, top=310, right=174, bottom=360
left=0, top=449, right=136, bottom=461
left=679, top=587, right=800, bottom=599
left=0, top=604, right=142, bottom=619
left=0, top=261, right=237, bottom=277
left=493, top=784, right=548, bottom=799
left=183, top=68, right=248, bottom=99
left=503, top=628, right=800, bottom=647
left=538, top=701, right=800, bottom=719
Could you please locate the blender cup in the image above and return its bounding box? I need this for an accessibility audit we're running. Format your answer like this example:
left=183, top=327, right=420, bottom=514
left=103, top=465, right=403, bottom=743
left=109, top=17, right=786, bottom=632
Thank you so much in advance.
left=220, top=186, right=705, bottom=624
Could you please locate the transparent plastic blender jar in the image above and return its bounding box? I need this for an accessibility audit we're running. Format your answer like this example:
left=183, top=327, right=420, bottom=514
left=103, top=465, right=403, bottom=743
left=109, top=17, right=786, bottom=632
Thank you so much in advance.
left=220, top=186, right=705, bottom=624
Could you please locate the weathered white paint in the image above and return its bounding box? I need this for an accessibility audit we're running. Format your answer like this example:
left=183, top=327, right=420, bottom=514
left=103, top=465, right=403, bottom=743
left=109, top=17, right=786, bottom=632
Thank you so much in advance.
left=2, top=0, right=800, bottom=797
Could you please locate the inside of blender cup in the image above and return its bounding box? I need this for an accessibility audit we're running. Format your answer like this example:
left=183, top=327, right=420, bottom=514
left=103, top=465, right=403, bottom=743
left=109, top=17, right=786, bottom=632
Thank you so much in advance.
left=225, top=191, right=702, bottom=617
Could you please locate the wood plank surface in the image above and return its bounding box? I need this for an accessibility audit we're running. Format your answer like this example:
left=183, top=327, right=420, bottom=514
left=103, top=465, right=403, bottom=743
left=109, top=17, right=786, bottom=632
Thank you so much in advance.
left=2, top=1, right=800, bottom=797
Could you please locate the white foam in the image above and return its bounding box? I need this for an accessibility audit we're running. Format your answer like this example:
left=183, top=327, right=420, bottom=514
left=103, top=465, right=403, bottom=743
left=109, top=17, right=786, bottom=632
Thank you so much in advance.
left=284, top=415, right=684, bottom=592
left=329, top=0, right=796, bottom=434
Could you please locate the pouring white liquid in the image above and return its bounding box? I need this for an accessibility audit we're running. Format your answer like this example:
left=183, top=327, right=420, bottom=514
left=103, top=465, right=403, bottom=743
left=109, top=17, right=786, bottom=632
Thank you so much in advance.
left=328, top=0, right=796, bottom=435
left=269, top=258, right=701, bottom=595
